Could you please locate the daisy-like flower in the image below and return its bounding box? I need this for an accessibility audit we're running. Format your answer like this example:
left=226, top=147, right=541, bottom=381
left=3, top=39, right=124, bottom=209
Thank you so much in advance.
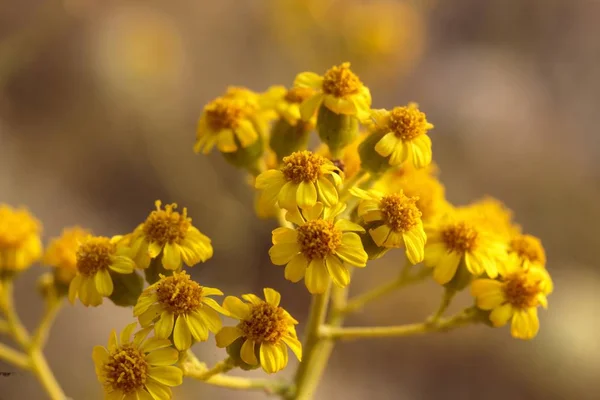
left=133, top=271, right=228, bottom=350
left=255, top=151, right=342, bottom=210
left=68, top=235, right=136, bottom=307
left=0, top=204, right=42, bottom=274
left=471, top=262, right=553, bottom=339
left=215, top=288, right=301, bottom=374
left=263, top=85, right=316, bottom=126
left=268, top=203, right=368, bottom=293
left=351, top=188, right=426, bottom=264
left=371, top=103, right=434, bottom=168
left=424, top=211, right=506, bottom=285
left=130, top=200, right=213, bottom=271
left=93, top=322, right=183, bottom=400
left=507, top=233, right=547, bottom=270
left=294, top=62, right=372, bottom=121
left=44, top=226, right=90, bottom=285
left=194, top=88, right=264, bottom=154
left=462, top=197, right=518, bottom=240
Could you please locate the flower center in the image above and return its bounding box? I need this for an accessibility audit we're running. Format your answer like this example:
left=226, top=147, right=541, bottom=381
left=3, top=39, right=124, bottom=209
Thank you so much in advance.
left=104, top=344, right=148, bottom=394
left=284, top=87, right=314, bottom=103
left=205, top=97, right=254, bottom=131
left=0, top=206, right=40, bottom=247
left=155, top=272, right=203, bottom=315
left=388, top=104, right=431, bottom=141
left=509, top=235, right=546, bottom=266
left=322, top=62, right=362, bottom=97
left=441, top=221, right=478, bottom=253
left=297, top=220, right=342, bottom=260
left=281, top=151, right=326, bottom=184
left=76, top=237, right=115, bottom=277
left=502, top=272, right=542, bottom=309
left=143, top=201, right=191, bottom=246
left=239, top=302, right=287, bottom=344
left=380, top=193, right=421, bottom=232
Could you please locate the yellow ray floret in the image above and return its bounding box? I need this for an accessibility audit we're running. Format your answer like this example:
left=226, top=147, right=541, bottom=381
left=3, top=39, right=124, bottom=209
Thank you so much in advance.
left=133, top=271, right=228, bottom=350
left=93, top=322, right=183, bottom=400
left=268, top=203, right=368, bottom=294
left=44, top=226, right=91, bottom=285
left=215, top=288, right=301, bottom=374
left=0, top=204, right=42, bottom=273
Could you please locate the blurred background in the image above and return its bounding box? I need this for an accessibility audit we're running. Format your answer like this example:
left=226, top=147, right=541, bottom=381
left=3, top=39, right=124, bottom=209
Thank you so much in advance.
left=1, top=0, right=599, bottom=398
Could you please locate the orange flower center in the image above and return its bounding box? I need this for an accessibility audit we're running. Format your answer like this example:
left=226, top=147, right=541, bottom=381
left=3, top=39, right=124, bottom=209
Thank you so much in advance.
left=297, top=220, right=342, bottom=260
left=284, top=87, right=314, bottom=103
left=441, top=221, right=478, bottom=253
left=105, top=344, right=148, bottom=394
left=509, top=235, right=546, bottom=266
left=281, top=151, right=327, bottom=183
left=380, top=193, right=421, bottom=232
left=155, top=272, right=203, bottom=315
left=388, top=104, right=431, bottom=141
left=322, top=62, right=362, bottom=97
left=76, top=237, right=115, bottom=277
left=205, top=96, right=255, bottom=131
left=502, top=272, right=543, bottom=309
left=143, top=201, right=191, bottom=246
left=240, top=302, right=287, bottom=344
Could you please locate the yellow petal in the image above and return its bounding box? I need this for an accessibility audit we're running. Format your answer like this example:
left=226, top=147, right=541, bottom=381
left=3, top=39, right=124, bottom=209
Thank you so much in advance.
left=294, top=72, right=323, bottom=89
left=305, top=258, right=330, bottom=294
left=145, top=382, right=172, bottom=400
left=147, top=366, right=183, bottom=387
left=268, top=243, right=300, bottom=265
left=296, top=181, right=317, bottom=209
left=235, top=120, right=258, bottom=148
left=201, top=297, right=230, bottom=316
left=272, top=227, right=298, bottom=245
left=155, top=311, right=175, bottom=339
left=223, top=296, right=251, bottom=320
left=94, top=269, right=114, bottom=297
left=92, top=346, right=109, bottom=367
left=263, top=288, right=281, bottom=307
left=278, top=181, right=299, bottom=210
left=403, top=229, right=425, bottom=264
left=108, top=330, right=118, bottom=351
left=148, top=242, right=163, bottom=258
left=323, top=95, right=355, bottom=115
left=217, top=129, right=237, bottom=153
left=285, top=254, right=309, bottom=283
left=162, top=243, right=181, bottom=270
left=432, top=252, right=461, bottom=285
left=260, top=342, right=285, bottom=374
left=185, top=313, right=209, bottom=341
left=471, top=279, right=504, bottom=310
left=410, top=135, right=432, bottom=168
left=140, top=338, right=172, bottom=353
left=68, top=274, right=82, bottom=304
left=334, top=219, right=365, bottom=233
left=120, top=322, right=138, bottom=344
left=173, top=315, right=192, bottom=350
left=510, top=308, right=539, bottom=340
left=324, top=256, right=350, bottom=288
left=299, top=93, right=324, bottom=121
left=110, top=256, right=136, bottom=274
left=489, top=303, right=513, bottom=327
left=316, top=177, right=338, bottom=207
left=240, top=339, right=258, bottom=365
left=369, top=224, right=391, bottom=247
left=374, top=132, right=398, bottom=157
left=389, top=141, right=409, bottom=166
left=282, top=334, right=302, bottom=361
left=146, top=347, right=179, bottom=366
left=215, top=326, right=243, bottom=348
left=256, top=169, right=286, bottom=189
left=196, top=307, right=222, bottom=333
left=336, top=233, right=368, bottom=267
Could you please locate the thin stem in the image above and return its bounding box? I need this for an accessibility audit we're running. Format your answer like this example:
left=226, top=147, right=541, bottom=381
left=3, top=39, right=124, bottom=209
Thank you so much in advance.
left=189, top=357, right=235, bottom=381
left=0, top=282, right=30, bottom=348
left=31, top=300, right=63, bottom=350
left=428, top=288, right=456, bottom=323
left=198, top=373, right=290, bottom=395
left=0, top=319, right=9, bottom=334
left=29, top=349, right=66, bottom=400
left=0, top=342, right=30, bottom=370
left=320, top=308, right=478, bottom=341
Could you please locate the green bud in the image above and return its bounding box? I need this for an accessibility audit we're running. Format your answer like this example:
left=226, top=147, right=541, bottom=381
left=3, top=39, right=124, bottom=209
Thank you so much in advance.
left=109, top=271, right=144, bottom=307
left=358, top=130, right=392, bottom=176
left=316, top=105, right=358, bottom=158
left=144, top=256, right=174, bottom=285
left=443, top=258, right=473, bottom=292
left=269, top=118, right=312, bottom=160
left=226, top=337, right=260, bottom=371
left=472, top=307, right=494, bottom=327
left=221, top=126, right=265, bottom=174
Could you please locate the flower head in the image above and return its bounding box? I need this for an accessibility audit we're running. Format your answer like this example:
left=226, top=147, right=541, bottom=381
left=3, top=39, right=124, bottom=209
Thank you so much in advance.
left=134, top=271, right=228, bottom=350
left=461, top=197, right=518, bottom=240
left=68, top=235, right=137, bottom=306
left=424, top=211, right=506, bottom=285
left=268, top=203, right=368, bottom=293
left=371, top=103, right=434, bottom=168
left=294, top=62, right=372, bottom=121
left=352, top=188, right=426, bottom=264
left=264, top=85, right=316, bottom=126
left=255, top=151, right=342, bottom=210
left=0, top=204, right=42, bottom=274
left=471, top=263, right=553, bottom=339
left=508, top=233, right=546, bottom=269
left=93, top=322, right=182, bottom=399
left=215, top=288, right=301, bottom=374
left=44, top=226, right=91, bottom=285
left=130, top=200, right=213, bottom=270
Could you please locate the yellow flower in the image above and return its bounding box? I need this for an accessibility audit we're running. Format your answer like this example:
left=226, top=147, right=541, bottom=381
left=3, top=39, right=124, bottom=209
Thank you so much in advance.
left=215, top=288, right=301, bottom=374
left=68, top=235, right=136, bottom=307
left=508, top=233, right=547, bottom=270
left=44, top=226, right=91, bottom=285
left=351, top=188, right=426, bottom=264
left=130, top=201, right=213, bottom=270
left=133, top=271, right=228, bottom=350
left=294, top=62, right=372, bottom=121
left=316, top=132, right=365, bottom=180
left=93, top=322, right=182, bottom=400
left=471, top=263, right=553, bottom=340
left=461, top=197, right=518, bottom=240
left=0, top=204, right=42, bottom=274
left=374, top=163, right=448, bottom=221
left=263, top=85, right=316, bottom=126
left=255, top=151, right=342, bottom=210
left=268, top=203, right=368, bottom=293
left=424, top=211, right=506, bottom=285
left=371, top=103, right=434, bottom=168
left=194, top=88, right=263, bottom=154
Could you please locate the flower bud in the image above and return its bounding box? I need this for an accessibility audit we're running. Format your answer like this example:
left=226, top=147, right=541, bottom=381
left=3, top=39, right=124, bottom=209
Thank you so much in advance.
left=225, top=337, right=261, bottom=371
left=269, top=118, right=312, bottom=160
left=443, top=258, right=472, bottom=292
left=109, top=270, right=144, bottom=307
left=221, top=130, right=265, bottom=174
left=316, top=106, right=359, bottom=158
left=358, top=130, right=393, bottom=176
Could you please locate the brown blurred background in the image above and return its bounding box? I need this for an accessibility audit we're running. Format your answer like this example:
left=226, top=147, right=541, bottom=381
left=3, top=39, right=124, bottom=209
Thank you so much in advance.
left=1, top=0, right=599, bottom=399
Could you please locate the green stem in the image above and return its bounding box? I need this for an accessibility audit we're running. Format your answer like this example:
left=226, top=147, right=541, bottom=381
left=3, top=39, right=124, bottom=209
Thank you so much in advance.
left=0, top=342, right=30, bottom=369
left=428, top=288, right=456, bottom=323
left=31, top=300, right=63, bottom=350
left=188, top=357, right=235, bottom=381
left=29, top=349, right=66, bottom=400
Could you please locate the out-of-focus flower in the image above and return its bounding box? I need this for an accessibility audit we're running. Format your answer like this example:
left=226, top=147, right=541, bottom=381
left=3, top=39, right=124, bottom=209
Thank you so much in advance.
left=44, top=226, right=91, bottom=285
left=316, top=132, right=365, bottom=180
left=508, top=233, right=547, bottom=270
left=0, top=204, right=42, bottom=275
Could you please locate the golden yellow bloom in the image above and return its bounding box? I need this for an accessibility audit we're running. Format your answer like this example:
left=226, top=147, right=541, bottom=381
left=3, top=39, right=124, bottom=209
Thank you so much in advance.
left=374, top=163, right=448, bottom=221
left=0, top=204, right=42, bottom=274
left=371, top=103, right=434, bottom=168
left=424, top=212, right=506, bottom=285
left=194, top=88, right=264, bottom=154
left=316, top=132, right=365, bottom=180
left=93, top=322, right=182, bottom=400
left=68, top=235, right=136, bottom=307
left=215, top=288, right=301, bottom=374
left=352, top=188, right=426, bottom=264
left=130, top=201, right=213, bottom=271
left=44, top=226, right=91, bottom=285
left=134, top=271, right=228, bottom=350
left=294, top=62, right=372, bottom=121
left=255, top=151, right=342, bottom=210
left=461, top=197, right=518, bottom=240
left=268, top=203, right=368, bottom=293
left=508, top=233, right=546, bottom=269
left=263, top=85, right=316, bottom=126
left=471, top=262, right=553, bottom=340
